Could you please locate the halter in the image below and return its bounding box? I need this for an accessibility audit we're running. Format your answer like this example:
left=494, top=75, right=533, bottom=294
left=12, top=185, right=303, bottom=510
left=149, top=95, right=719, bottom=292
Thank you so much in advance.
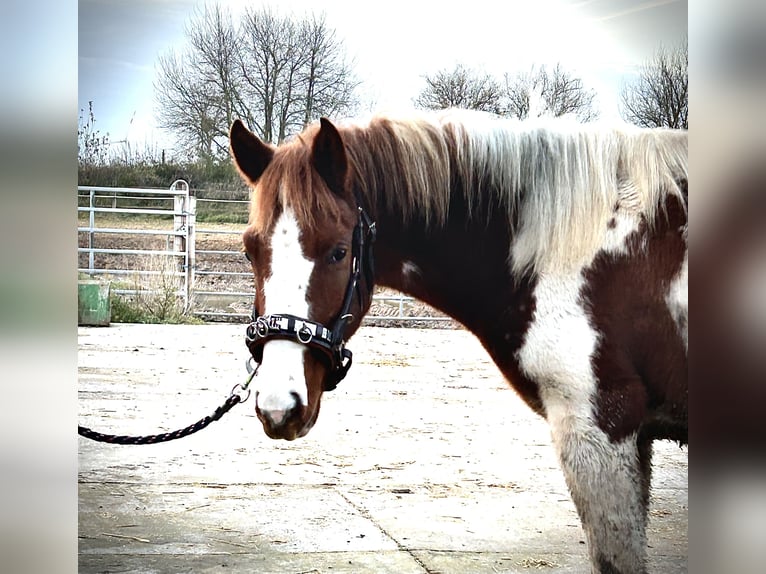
left=245, top=207, right=376, bottom=392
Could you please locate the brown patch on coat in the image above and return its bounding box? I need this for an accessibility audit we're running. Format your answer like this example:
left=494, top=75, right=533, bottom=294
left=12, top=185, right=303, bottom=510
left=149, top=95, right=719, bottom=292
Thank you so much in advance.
left=584, top=192, right=688, bottom=443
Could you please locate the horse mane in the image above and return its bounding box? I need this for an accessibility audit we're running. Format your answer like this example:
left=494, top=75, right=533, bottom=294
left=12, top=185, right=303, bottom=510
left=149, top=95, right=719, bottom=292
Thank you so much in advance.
left=339, top=109, right=687, bottom=275
left=250, top=109, right=688, bottom=275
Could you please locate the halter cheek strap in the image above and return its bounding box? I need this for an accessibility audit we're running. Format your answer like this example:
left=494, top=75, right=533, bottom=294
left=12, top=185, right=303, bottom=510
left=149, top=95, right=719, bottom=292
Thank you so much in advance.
left=245, top=207, right=376, bottom=392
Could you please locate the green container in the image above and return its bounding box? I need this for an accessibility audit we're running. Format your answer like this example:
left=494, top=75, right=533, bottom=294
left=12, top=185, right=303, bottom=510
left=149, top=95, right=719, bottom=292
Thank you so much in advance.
left=78, top=280, right=111, bottom=326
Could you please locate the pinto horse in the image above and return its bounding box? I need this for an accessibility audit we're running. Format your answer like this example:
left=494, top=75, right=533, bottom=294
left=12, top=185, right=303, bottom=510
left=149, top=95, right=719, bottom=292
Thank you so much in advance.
left=230, top=109, right=687, bottom=574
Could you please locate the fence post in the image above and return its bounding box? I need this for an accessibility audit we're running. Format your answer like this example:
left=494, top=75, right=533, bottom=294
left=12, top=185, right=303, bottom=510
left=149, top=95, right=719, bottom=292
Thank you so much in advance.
left=185, top=189, right=196, bottom=312
left=171, top=180, right=191, bottom=309
left=88, top=188, right=95, bottom=274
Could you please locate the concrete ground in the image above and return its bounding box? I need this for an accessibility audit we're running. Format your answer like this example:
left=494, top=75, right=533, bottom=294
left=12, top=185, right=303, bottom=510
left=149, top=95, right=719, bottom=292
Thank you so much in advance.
left=78, top=324, right=687, bottom=573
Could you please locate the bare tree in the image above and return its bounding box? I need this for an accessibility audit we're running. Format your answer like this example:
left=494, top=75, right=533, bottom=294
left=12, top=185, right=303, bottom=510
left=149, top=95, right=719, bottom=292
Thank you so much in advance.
left=237, top=10, right=359, bottom=144
left=300, top=14, right=358, bottom=128
left=155, top=4, right=359, bottom=158
left=155, top=4, right=241, bottom=160
left=237, top=7, right=299, bottom=145
left=503, top=64, right=598, bottom=122
left=621, top=42, right=688, bottom=129
left=414, top=65, right=504, bottom=113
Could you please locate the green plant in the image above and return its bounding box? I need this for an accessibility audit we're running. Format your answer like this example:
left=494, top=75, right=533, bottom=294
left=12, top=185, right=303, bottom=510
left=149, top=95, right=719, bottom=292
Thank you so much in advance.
left=109, top=255, right=204, bottom=324
left=110, top=293, right=153, bottom=324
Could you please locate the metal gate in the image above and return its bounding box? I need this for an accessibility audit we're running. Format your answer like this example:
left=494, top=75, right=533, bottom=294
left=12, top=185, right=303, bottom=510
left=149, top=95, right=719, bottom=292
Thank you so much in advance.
left=78, top=180, right=196, bottom=310
left=77, top=182, right=451, bottom=324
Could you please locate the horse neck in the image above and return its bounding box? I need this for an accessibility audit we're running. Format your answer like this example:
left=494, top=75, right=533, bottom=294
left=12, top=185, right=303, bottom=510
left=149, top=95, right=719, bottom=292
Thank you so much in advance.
left=344, top=119, right=534, bottom=336
left=368, top=191, right=529, bottom=334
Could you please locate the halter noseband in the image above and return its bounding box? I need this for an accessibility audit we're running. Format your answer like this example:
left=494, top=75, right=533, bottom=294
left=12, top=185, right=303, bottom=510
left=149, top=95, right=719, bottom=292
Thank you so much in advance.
left=245, top=207, right=376, bottom=392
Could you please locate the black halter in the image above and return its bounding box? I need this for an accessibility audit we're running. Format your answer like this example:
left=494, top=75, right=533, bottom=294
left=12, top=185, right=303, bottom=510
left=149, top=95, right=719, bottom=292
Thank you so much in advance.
left=245, top=207, right=376, bottom=392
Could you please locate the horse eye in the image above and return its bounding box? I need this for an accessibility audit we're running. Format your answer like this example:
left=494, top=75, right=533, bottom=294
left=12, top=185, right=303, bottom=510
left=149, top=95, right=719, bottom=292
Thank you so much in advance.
left=330, top=247, right=347, bottom=263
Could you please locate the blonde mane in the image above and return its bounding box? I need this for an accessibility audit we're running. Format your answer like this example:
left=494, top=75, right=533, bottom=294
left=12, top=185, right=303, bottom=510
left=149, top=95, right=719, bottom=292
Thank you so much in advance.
left=340, top=109, right=687, bottom=275
left=249, top=109, right=688, bottom=275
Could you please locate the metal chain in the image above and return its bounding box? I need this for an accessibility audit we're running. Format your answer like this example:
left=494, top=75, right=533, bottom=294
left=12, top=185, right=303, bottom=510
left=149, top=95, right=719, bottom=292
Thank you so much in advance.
left=78, top=365, right=256, bottom=446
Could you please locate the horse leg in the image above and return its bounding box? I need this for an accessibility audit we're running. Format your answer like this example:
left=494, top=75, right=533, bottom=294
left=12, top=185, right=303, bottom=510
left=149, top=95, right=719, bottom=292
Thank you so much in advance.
left=637, top=436, right=653, bottom=520
left=516, top=273, right=655, bottom=572
left=549, top=413, right=651, bottom=574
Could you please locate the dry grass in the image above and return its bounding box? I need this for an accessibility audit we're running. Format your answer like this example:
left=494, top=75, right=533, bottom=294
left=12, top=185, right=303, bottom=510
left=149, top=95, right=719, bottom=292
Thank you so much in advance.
left=108, top=254, right=202, bottom=324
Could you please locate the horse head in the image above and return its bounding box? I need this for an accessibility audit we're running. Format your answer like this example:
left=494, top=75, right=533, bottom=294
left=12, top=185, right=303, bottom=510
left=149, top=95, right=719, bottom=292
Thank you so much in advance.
left=230, top=118, right=374, bottom=440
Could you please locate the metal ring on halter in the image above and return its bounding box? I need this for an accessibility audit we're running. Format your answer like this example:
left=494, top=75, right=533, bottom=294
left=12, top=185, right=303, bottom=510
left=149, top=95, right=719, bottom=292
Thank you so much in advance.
left=255, top=317, right=269, bottom=337
left=230, top=382, right=252, bottom=403
left=297, top=323, right=313, bottom=344
left=245, top=355, right=258, bottom=375
left=340, top=313, right=354, bottom=323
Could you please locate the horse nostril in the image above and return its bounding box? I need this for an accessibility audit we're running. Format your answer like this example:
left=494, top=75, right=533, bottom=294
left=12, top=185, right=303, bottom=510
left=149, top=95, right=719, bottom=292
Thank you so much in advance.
left=262, top=392, right=303, bottom=428
left=265, top=409, right=288, bottom=426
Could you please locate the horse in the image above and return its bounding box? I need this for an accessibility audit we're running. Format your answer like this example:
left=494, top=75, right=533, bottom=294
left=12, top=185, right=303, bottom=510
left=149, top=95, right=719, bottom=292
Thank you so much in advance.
left=229, top=109, right=688, bottom=574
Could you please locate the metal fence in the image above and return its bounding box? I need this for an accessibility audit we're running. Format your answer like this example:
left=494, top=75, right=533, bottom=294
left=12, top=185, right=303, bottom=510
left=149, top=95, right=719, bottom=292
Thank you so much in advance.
left=77, top=182, right=452, bottom=324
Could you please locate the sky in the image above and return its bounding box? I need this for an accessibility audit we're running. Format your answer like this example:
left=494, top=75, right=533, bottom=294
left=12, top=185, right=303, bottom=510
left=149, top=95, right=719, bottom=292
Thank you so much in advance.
left=78, top=0, right=688, bottom=154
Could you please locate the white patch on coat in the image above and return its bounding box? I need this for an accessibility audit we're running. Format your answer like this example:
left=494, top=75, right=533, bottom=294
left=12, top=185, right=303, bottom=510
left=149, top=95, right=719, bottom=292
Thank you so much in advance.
left=517, top=271, right=648, bottom=572
left=401, top=260, right=420, bottom=277
left=602, top=210, right=642, bottom=255
left=517, top=273, right=598, bottom=407
left=401, top=260, right=422, bottom=288
left=257, top=210, right=314, bottom=413
left=666, top=252, right=688, bottom=351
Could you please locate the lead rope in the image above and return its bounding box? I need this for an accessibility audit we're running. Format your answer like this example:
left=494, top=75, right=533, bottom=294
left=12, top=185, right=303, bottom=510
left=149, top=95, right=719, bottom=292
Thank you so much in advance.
left=77, top=361, right=257, bottom=445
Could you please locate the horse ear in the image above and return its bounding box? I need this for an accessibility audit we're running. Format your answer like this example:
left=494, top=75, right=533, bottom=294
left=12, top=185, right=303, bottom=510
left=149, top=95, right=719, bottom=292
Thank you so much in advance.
left=312, top=117, right=349, bottom=196
left=230, top=119, right=274, bottom=185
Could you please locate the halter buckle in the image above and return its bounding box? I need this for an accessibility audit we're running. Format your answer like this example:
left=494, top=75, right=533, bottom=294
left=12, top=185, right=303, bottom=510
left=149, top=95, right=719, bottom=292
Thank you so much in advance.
left=297, top=322, right=313, bottom=344
left=255, top=316, right=269, bottom=337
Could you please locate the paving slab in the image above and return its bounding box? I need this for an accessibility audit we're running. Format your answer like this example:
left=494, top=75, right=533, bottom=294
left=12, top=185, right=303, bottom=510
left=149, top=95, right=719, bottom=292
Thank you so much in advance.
left=79, top=324, right=687, bottom=573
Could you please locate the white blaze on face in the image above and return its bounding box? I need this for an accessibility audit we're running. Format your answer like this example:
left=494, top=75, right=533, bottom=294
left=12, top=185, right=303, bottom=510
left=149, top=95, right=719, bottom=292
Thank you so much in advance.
left=257, top=209, right=315, bottom=413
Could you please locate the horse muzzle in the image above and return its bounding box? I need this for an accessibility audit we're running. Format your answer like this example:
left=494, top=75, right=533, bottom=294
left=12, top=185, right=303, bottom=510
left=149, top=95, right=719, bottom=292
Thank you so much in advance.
left=256, top=393, right=315, bottom=440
